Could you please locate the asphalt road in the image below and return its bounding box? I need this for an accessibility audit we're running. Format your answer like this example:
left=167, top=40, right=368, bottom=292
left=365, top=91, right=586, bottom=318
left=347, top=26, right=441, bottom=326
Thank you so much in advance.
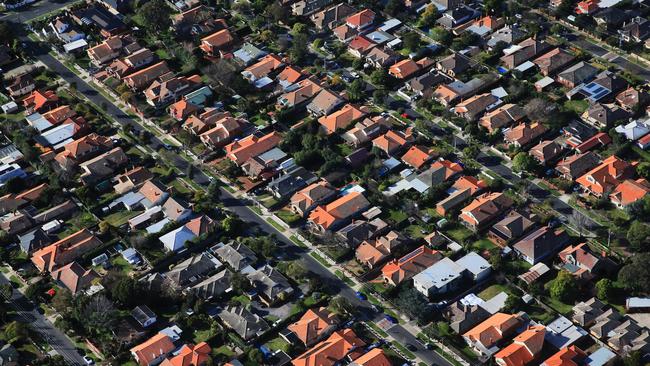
left=0, top=273, right=86, bottom=365
left=0, top=0, right=72, bottom=21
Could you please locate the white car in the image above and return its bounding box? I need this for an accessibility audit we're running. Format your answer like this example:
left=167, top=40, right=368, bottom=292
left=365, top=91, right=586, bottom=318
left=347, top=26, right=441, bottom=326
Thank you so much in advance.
left=83, top=356, right=94, bottom=365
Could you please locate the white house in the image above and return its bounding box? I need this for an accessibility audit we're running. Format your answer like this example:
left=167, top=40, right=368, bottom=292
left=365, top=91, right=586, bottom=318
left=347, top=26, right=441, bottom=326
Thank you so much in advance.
left=615, top=119, right=650, bottom=141
left=159, top=226, right=196, bottom=252
left=413, top=257, right=465, bottom=297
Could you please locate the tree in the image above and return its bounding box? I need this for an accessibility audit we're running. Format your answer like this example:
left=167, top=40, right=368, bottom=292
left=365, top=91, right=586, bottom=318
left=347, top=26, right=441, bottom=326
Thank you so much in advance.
left=346, top=79, right=364, bottom=102
left=137, top=0, right=172, bottom=34
left=4, top=321, right=28, bottom=344
left=284, top=260, right=308, bottom=281
left=512, top=152, right=539, bottom=173
left=98, top=220, right=113, bottom=235
left=623, top=351, right=643, bottom=366
left=525, top=98, right=560, bottom=126
left=436, top=321, right=451, bottom=338
left=267, top=1, right=288, bottom=23
left=402, top=31, right=420, bottom=52
left=618, top=253, right=650, bottom=293
left=384, top=0, right=403, bottom=16
left=418, top=5, right=438, bottom=27
left=627, top=221, right=650, bottom=251
left=290, top=23, right=307, bottom=37
left=108, top=275, right=141, bottom=307
left=52, top=288, right=73, bottom=314
left=394, top=287, right=430, bottom=322
left=489, top=250, right=503, bottom=271
left=430, top=27, right=452, bottom=46
left=549, top=271, right=578, bottom=303
left=370, top=68, right=389, bottom=88
left=569, top=211, right=591, bottom=238
left=290, top=33, right=309, bottom=64
left=373, top=90, right=387, bottom=106
left=484, top=0, right=502, bottom=14
left=596, top=278, right=614, bottom=301
left=329, top=295, right=355, bottom=316
left=0, top=21, right=13, bottom=46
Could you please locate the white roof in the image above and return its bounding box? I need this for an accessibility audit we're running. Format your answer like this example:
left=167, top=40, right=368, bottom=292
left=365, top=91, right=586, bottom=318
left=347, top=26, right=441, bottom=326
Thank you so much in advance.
left=25, top=113, right=54, bottom=132
left=456, top=252, right=491, bottom=277
left=535, top=76, right=555, bottom=88
left=63, top=39, right=88, bottom=52
left=159, top=225, right=196, bottom=252
left=37, top=122, right=77, bottom=147
left=626, top=297, right=650, bottom=308
left=146, top=218, right=170, bottom=234
left=514, top=60, right=535, bottom=72
left=414, top=257, right=463, bottom=290
left=615, top=120, right=650, bottom=141
left=379, top=18, right=401, bottom=32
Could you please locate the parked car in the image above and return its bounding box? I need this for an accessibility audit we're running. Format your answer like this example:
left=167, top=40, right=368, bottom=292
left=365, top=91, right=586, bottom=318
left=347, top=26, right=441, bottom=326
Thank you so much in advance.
left=355, top=291, right=367, bottom=301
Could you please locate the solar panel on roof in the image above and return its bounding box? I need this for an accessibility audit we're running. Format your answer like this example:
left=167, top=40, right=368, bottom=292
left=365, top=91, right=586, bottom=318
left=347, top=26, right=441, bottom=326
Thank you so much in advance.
left=399, top=246, right=424, bottom=264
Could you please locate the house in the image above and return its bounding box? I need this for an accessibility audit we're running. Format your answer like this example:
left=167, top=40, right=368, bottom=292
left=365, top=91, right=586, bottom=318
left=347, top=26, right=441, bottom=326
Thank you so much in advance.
left=308, top=192, right=370, bottom=232
left=494, top=326, right=546, bottom=366
left=556, top=152, right=600, bottom=181
left=401, top=146, right=435, bottom=170
left=70, top=4, right=125, bottom=37
left=292, top=0, right=333, bottom=16
left=576, top=155, right=634, bottom=197
left=530, top=140, right=564, bottom=165
left=199, top=29, right=234, bottom=57
left=437, top=5, right=480, bottom=29
left=349, top=348, right=392, bottom=366
left=575, top=132, right=611, bottom=154
left=437, top=53, right=471, bottom=78
left=114, top=167, right=153, bottom=194
left=199, top=116, right=246, bottom=150
left=6, top=73, right=35, bottom=98
left=191, top=268, right=233, bottom=300
left=233, top=43, right=267, bottom=65
left=488, top=25, right=527, bottom=50
left=184, top=109, right=229, bottom=135
left=541, top=346, right=587, bottom=366
left=290, top=181, right=337, bottom=217
left=79, top=147, right=128, bottom=185
left=55, top=133, right=114, bottom=171
left=130, top=333, right=176, bottom=366
left=504, top=123, right=547, bottom=148
left=533, top=48, right=575, bottom=76
left=51, top=261, right=98, bottom=294
left=488, top=211, right=535, bottom=247
left=277, top=79, right=322, bottom=109
left=557, top=62, right=598, bottom=89
left=459, top=192, right=513, bottom=231
left=87, top=36, right=124, bottom=65
left=572, top=298, right=607, bottom=327
left=345, top=9, right=375, bottom=30
left=389, top=58, right=427, bottom=79
left=18, top=228, right=51, bottom=253
left=619, top=17, right=650, bottom=43
left=31, top=229, right=102, bottom=272
left=292, top=329, right=365, bottom=366
left=22, top=90, right=59, bottom=113
left=107, top=48, right=155, bottom=79
left=466, top=15, right=505, bottom=37
left=131, top=305, right=157, bottom=328
left=267, top=166, right=318, bottom=199
left=571, top=71, right=628, bottom=103
left=225, top=131, right=282, bottom=165
left=582, top=103, right=630, bottom=128
left=454, top=93, right=500, bottom=121
left=615, top=119, right=650, bottom=141
left=159, top=225, right=196, bottom=252
left=139, top=180, right=169, bottom=208
left=513, top=226, right=570, bottom=265
left=123, top=61, right=171, bottom=91
left=638, top=134, right=650, bottom=150
left=404, top=71, right=450, bottom=100
left=310, top=3, right=356, bottom=30
left=214, top=242, right=258, bottom=271
left=445, top=301, right=491, bottom=334
left=287, top=307, right=339, bottom=346
left=436, top=176, right=487, bottom=216
left=575, top=0, right=599, bottom=15
left=144, top=74, right=201, bottom=107
left=218, top=305, right=269, bottom=340
left=372, top=129, right=413, bottom=156
left=355, top=231, right=405, bottom=268
left=276, top=66, right=304, bottom=90
left=241, top=54, right=284, bottom=83
left=365, top=47, right=399, bottom=68
left=241, top=147, right=288, bottom=180
left=616, top=87, right=649, bottom=112
left=413, top=254, right=487, bottom=297
left=307, top=89, right=344, bottom=117
left=559, top=243, right=613, bottom=279
left=0, top=211, right=34, bottom=235
left=0, top=183, right=48, bottom=215
left=381, top=245, right=441, bottom=285
left=500, top=38, right=552, bottom=69
left=479, top=104, right=526, bottom=133
left=342, top=116, right=390, bottom=147
left=434, top=77, right=487, bottom=106
left=166, top=252, right=221, bottom=286
left=463, top=313, right=522, bottom=357
left=247, top=265, right=293, bottom=305
left=318, top=104, right=367, bottom=134
left=610, top=179, right=650, bottom=208
left=159, top=343, right=211, bottom=366
left=336, top=218, right=388, bottom=248
left=348, top=36, right=376, bottom=58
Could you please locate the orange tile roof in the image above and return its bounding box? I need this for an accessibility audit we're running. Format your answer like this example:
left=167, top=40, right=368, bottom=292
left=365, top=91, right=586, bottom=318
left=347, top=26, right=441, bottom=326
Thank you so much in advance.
left=31, top=229, right=103, bottom=273
left=244, top=54, right=284, bottom=79
left=434, top=84, right=461, bottom=105
left=277, top=66, right=304, bottom=84
left=60, top=133, right=113, bottom=159
left=401, top=145, right=434, bottom=169
left=541, top=346, right=587, bottom=366
left=169, top=99, right=199, bottom=121
left=292, top=328, right=366, bottom=366
left=287, top=307, right=339, bottom=346
left=184, top=215, right=216, bottom=236
left=463, top=313, right=521, bottom=349
left=131, top=333, right=175, bottom=366
left=431, top=159, right=464, bottom=179
left=494, top=325, right=546, bottom=366
left=346, top=9, right=375, bottom=28
left=356, top=240, right=390, bottom=267
left=453, top=176, right=487, bottom=195
left=138, top=180, right=168, bottom=205
left=372, top=129, right=412, bottom=154
left=381, top=245, right=441, bottom=285
left=22, top=90, right=58, bottom=111
left=349, top=35, right=376, bottom=53
left=350, top=348, right=392, bottom=366
left=610, top=178, right=650, bottom=206
left=459, top=192, right=513, bottom=227
left=225, top=131, right=282, bottom=165
left=159, top=342, right=210, bottom=366
left=42, top=105, right=75, bottom=125
left=308, top=192, right=369, bottom=230
left=200, top=29, right=233, bottom=49
left=576, top=155, right=633, bottom=196
left=389, top=59, right=420, bottom=79
left=15, top=183, right=48, bottom=201
left=318, top=104, right=366, bottom=134
left=124, top=61, right=171, bottom=90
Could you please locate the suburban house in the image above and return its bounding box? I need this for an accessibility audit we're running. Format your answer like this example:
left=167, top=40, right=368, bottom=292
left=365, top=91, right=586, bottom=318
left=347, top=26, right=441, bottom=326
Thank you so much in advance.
left=403, top=71, right=451, bottom=100
left=184, top=109, right=231, bottom=135
left=113, top=166, right=153, bottom=194
left=413, top=253, right=491, bottom=297
left=556, top=61, right=598, bottom=89
left=277, top=79, right=322, bottom=110
left=159, top=342, right=211, bottom=366
left=445, top=301, right=490, bottom=335
left=541, top=346, right=587, bottom=366
left=291, top=329, right=365, bottom=366
left=401, top=145, right=436, bottom=170
left=616, top=87, right=649, bottom=112
left=51, top=261, right=98, bottom=295
left=7, top=73, right=36, bottom=98
left=225, top=132, right=282, bottom=165
left=494, top=326, right=546, bottom=366
left=290, top=181, right=337, bottom=217
left=435, top=176, right=486, bottom=216
left=459, top=192, right=514, bottom=231
left=79, top=147, right=128, bottom=185
left=318, top=104, right=367, bottom=134
left=355, top=231, right=405, bottom=268
left=166, top=252, right=221, bottom=287
left=558, top=243, right=614, bottom=280
left=130, top=333, right=176, bottom=366
left=463, top=313, right=522, bottom=357
left=582, top=103, right=630, bottom=128
left=576, top=155, right=634, bottom=197
left=575, top=132, right=612, bottom=154
left=241, top=54, right=284, bottom=84
left=349, top=348, right=392, bottom=366
left=159, top=215, right=215, bottom=252
left=308, top=192, right=371, bottom=232
left=533, top=48, right=575, bottom=76
left=500, top=38, right=552, bottom=69
left=618, top=16, right=650, bottom=43
left=488, top=211, right=535, bottom=247
left=218, top=305, right=270, bottom=340
left=310, top=3, right=356, bottom=31
left=106, top=48, right=155, bottom=79
left=307, top=89, right=344, bottom=116
left=615, top=119, right=650, bottom=142
left=609, top=178, right=650, bottom=208
left=530, top=140, right=564, bottom=165
left=556, top=152, right=600, bottom=181
left=54, top=133, right=114, bottom=172
left=247, top=265, right=294, bottom=305
left=214, top=241, right=258, bottom=272
left=479, top=104, right=526, bottom=133
left=365, top=46, right=399, bottom=68
left=381, top=245, right=442, bottom=286
left=504, top=122, right=547, bottom=148
left=199, top=115, right=247, bottom=150
left=86, top=35, right=125, bottom=65
left=347, top=35, right=376, bottom=57
left=286, top=307, right=339, bottom=346
left=436, top=53, right=471, bottom=77
left=190, top=268, right=233, bottom=300
left=388, top=58, right=433, bottom=79
left=139, top=180, right=170, bottom=208
left=342, top=116, right=390, bottom=147
left=466, top=15, right=505, bottom=37
left=22, top=89, right=59, bottom=114
left=123, top=61, right=171, bottom=91
left=199, top=29, right=234, bottom=57
left=454, top=93, right=500, bottom=121
left=372, top=128, right=414, bottom=156
left=31, top=228, right=103, bottom=272
left=513, top=226, right=570, bottom=265
left=144, top=74, right=201, bottom=107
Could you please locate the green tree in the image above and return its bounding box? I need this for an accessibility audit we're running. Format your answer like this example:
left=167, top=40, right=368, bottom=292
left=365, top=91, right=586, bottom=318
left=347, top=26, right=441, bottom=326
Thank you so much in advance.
left=595, top=278, right=614, bottom=301
left=503, top=294, right=522, bottom=313
left=402, top=31, right=421, bottom=52
left=329, top=295, right=355, bottom=316
left=290, top=33, right=309, bottom=64
left=484, top=0, right=502, bottom=14
left=137, top=0, right=172, bottom=34
left=618, top=253, right=650, bottom=293
left=549, top=271, right=578, bottom=303
left=370, top=68, right=389, bottom=88
left=4, top=321, right=28, bottom=344
left=627, top=221, right=650, bottom=251
left=291, top=23, right=307, bottom=36
left=0, top=21, right=14, bottom=46
left=109, top=276, right=141, bottom=307
left=346, top=79, right=364, bottom=102
left=637, top=162, right=650, bottom=179
left=285, top=261, right=308, bottom=281
left=430, top=27, right=452, bottom=46
left=373, top=89, right=387, bottom=106
left=418, top=5, right=438, bottom=27
left=512, top=152, right=539, bottom=173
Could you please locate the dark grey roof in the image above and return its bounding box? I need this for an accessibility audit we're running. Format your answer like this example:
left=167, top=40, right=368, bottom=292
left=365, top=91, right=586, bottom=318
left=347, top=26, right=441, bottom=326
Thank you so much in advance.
left=268, top=166, right=318, bottom=198
left=18, top=228, right=51, bottom=253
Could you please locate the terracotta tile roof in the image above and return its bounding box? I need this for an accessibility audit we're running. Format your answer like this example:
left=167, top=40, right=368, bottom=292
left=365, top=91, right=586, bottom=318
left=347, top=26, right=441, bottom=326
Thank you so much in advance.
left=287, top=307, right=339, bottom=346
left=16, top=183, right=48, bottom=201
left=494, top=325, right=546, bottom=366
left=576, top=155, right=633, bottom=196
left=479, top=104, right=526, bottom=132
left=277, top=66, right=304, bottom=84
left=389, top=59, right=420, bottom=79
left=184, top=215, right=216, bottom=236
left=200, top=29, right=233, bottom=50
left=610, top=178, right=650, bottom=206
left=349, top=35, right=376, bottom=54
left=350, top=348, right=392, bottom=366
left=42, top=105, right=75, bottom=125
left=138, top=180, right=168, bottom=205
left=22, top=90, right=58, bottom=112
left=463, top=313, right=521, bottom=349
left=533, top=48, right=575, bottom=75
left=31, top=228, right=102, bottom=272
left=558, top=243, right=600, bottom=272
left=541, top=345, right=587, bottom=366
left=431, top=159, right=464, bottom=179
left=372, top=129, right=413, bottom=154
left=124, top=61, right=171, bottom=90
left=224, top=131, right=282, bottom=165
left=130, top=333, right=175, bottom=366
left=434, top=84, right=462, bottom=105
left=243, top=54, right=284, bottom=79
left=381, top=245, right=441, bottom=285
left=453, top=176, right=487, bottom=195
left=51, top=261, right=97, bottom=294
left=616, top=87, right=649, bottom=109
left=292, top=328, right=366, bottom=366
left=460, top=192, right=513, bottom=227
left=278, top=79, right=322, bottom=108
left=159, top=342, right=210, bottom=366
left=291, top=181, right=335, bottom=211
left=346, top=9, right=375, bottom=28
left=199, top=116, right=246, bottom=148
left=61, top=133, right=113, bottom=159
left=575, top=132, right=611, bottom=153
left=318, top=104, right=367, bottom=134
left=355, top=240, right=390, bottom=267
left=169, top=99, right=200, bottom=121
left=401, top=145, right=435, bottom=169
left=308, top=192, right=370, bottom=230
left=504, top=122, right=547, bottom=146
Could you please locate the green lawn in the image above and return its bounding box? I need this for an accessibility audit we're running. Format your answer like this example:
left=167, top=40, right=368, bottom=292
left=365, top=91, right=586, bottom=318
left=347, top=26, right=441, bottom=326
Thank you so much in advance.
left=276, top=209, right=302, bottom=226
left=478, top=284, right=507, bottom=301
left=366, top=321, right=389, bottom=337
left=231, top=294, right=251, bottom=305
left=289, top=235, right=308, bottom=248
left=103, top=210, right=142, bottom=227
left=392, top=341, right=416, bottom=360
left=266, top=218, right=285, bottom=231
left=404, top=224, right=427, bottom=238
left=110, top=256, right=132, bottom=275
left=214, top=345, right=235, bottom=358
left=445, top=224, right=473, bottom=243
left=334, top=270, right=355, bottom=286
left=310, top=252, right=331, bottom=268
left=387, top=209, right=408, bottom=224
left=564, top=99, right=589, bottom=114
left=266, top=337, right=291, bottom=353
left=471, top=238, right=496, bottom=252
